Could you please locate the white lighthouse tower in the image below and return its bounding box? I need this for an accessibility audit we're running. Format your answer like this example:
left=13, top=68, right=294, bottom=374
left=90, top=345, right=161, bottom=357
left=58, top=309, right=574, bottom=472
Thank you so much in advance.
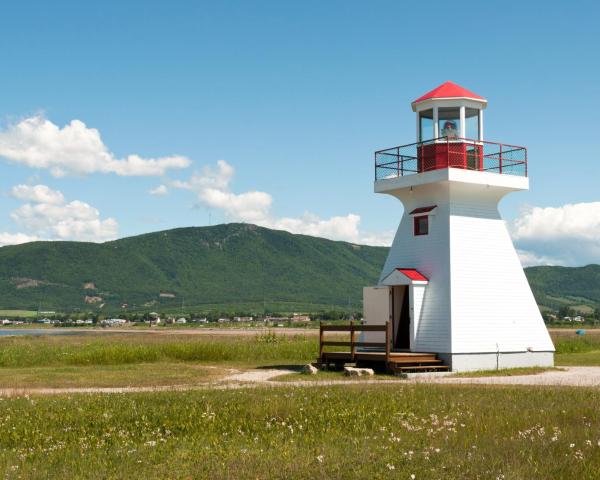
left=364, top=81, right=554, bottom=372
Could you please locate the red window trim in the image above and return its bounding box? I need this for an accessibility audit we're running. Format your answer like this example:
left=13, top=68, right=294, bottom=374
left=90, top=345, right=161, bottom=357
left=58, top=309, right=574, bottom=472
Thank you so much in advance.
left=414, top=215, right=429, bottom=236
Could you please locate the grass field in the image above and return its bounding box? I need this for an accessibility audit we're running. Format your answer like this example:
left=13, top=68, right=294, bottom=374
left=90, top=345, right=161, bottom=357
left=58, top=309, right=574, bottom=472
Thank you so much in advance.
left=0, top=310, right=38, bottom=318
left=0, top=384, right=598, bottom=479
left=0, top=329, right=598, bottom=388
left=0, top=332, right=316, bottom=369
left=555, top=331, right=600, bottom=365
left=0, top=363, right=227, bottom=389
left=0, top=329, right=599, bottom=478
left=0, top=332, right=316, bottom=389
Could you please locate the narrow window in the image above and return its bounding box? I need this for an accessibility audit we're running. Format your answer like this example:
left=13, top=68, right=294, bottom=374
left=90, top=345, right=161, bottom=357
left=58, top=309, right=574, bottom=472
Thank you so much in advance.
left=465, top=108, right=480, bottom=140
left=414, top=215, right=429, bottom=236
left=419, top=109, right=434, bottom=141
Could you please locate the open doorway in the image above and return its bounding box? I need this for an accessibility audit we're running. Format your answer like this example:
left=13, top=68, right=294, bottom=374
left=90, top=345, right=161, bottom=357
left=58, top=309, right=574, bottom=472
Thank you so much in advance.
left=392, top=285, right=410, bottom=350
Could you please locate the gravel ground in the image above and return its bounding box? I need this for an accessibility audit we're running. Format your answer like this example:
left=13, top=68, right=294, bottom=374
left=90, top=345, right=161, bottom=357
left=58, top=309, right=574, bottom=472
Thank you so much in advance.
left=1, top=366, right=599, bottom=397
left=414, top=366, right=600, bottom=387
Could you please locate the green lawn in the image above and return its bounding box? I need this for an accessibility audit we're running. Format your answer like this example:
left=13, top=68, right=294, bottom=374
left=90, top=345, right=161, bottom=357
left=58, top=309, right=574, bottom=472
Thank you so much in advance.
left=0, top=384, right=598, bottom=479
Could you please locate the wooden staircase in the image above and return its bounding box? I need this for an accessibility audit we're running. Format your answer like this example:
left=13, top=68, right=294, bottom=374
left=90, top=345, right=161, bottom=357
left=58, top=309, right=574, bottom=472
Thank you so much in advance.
left=386, top=352, right=448, bottom=373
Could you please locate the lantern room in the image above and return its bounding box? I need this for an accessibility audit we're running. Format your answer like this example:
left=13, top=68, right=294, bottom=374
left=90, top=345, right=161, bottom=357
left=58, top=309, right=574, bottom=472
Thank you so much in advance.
left=412, top=81, right=487, bottom=172
left=412, top=81, right=486, bottom=142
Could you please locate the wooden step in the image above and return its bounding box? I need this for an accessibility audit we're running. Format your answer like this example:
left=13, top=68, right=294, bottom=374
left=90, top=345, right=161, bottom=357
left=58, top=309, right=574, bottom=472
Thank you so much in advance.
left=393, top=365, right=449, bottom=372
left=389, top=356, right=439, bottom=364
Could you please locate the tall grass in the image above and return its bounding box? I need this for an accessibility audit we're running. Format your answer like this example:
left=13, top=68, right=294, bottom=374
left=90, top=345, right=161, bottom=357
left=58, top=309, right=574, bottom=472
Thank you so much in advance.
left=554, top=334, right=600, bottom=354
left=0, top=333, right=317, bottom=367
left=0, top=384, right=598, bottom=478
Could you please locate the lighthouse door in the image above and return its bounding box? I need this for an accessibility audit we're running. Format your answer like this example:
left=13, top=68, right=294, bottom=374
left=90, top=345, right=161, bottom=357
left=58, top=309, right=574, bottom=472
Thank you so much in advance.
left=392, top=286, right=411, bottom=350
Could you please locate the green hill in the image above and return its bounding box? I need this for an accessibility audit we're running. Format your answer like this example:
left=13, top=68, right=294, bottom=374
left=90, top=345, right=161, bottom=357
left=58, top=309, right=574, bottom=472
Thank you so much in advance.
left=0, top=223, right=598, bottom=314
left=525, top=265, right=600, bottom=312
left=0, top=223, right=388, bottom=312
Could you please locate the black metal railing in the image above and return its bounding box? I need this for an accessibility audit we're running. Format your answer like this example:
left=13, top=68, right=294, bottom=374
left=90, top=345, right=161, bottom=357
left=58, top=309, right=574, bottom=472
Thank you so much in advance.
left=375, top=137, right=527, bottom=180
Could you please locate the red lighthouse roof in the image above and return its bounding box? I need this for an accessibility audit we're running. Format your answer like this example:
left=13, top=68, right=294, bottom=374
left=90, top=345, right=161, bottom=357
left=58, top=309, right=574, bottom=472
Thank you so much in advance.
left=412, top=81, right=486, bottom=106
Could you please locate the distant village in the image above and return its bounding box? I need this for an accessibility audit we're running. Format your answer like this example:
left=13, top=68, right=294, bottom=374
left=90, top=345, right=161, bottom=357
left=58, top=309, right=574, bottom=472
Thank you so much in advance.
left=0, top=312, right=325, bottom=328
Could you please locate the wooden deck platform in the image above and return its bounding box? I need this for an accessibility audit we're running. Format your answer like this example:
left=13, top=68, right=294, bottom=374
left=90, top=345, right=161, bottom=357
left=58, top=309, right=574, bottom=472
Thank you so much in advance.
left=317, top=321, right=448, bottom=373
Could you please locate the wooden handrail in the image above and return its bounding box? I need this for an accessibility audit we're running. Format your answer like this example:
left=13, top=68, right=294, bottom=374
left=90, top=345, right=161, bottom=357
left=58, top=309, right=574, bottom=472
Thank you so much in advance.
left=319, top=321, right=392, bottom=364
left=321, top=341, right=386, bottom=348
left=320, top=324, right=388, bottom=332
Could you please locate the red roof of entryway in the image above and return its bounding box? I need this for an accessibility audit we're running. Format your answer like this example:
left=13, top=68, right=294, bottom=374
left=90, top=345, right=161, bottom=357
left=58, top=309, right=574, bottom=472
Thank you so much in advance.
left=396, top=268, right=428, bottom=282
left=412, top=81, right=485, bottom=105
left=409, top=205, right=437, bottom=215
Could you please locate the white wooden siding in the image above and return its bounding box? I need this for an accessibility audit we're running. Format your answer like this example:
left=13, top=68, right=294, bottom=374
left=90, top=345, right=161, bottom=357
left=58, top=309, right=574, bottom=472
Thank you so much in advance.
left=374, top=176, right=554, bottom=355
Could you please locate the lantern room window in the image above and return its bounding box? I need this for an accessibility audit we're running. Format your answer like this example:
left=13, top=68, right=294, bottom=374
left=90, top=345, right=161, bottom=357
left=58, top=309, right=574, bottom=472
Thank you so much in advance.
left=465, top=108, right=480, bottom=140
left=419, top=109, right=434, bottom=141
left=414, top=216, right=429, bottom=236
left=438, top=107, right=460, bottom=138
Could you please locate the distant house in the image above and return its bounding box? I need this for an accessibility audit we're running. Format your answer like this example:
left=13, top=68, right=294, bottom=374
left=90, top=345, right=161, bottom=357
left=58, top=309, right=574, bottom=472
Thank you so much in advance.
left=176, top=318, right=187, bottom=324
left=101, top=318, right=127, bottom=326
left=233, top=316, right=253, bottom=322
left=159, top=292, right=176, bottom=298
left=573, top=316, right=585, bottom=322
left=292, top=314, right=311, bottom=322
left=217, top=318, right=231, bottom=323
left=193, top=317, right=208, bottom=324
left=265, top=316, right=290, bottom=323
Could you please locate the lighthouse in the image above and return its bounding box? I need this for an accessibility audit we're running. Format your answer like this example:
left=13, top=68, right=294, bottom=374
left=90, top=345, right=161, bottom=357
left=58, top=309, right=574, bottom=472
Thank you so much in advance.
left=363, top=81, right=555, bottom=372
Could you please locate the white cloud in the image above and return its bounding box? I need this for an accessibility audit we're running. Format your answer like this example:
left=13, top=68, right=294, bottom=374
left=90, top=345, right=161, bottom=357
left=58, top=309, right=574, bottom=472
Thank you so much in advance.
left=515, top=249, right=565, bottom=268
left=0, top=232, right=39, bottom=247
left=0, top=116, right=190, bottom=177
left=357, top=230, right=396, bottom=247
left=11, top=184, right=65, bottom=205
left=149, top=184, right=168, bottom=196
left=172, top=160, right=392, bottom=246
left=2, top=184, right=118, bottom=245
left=511, top=202, right=600, bottom=266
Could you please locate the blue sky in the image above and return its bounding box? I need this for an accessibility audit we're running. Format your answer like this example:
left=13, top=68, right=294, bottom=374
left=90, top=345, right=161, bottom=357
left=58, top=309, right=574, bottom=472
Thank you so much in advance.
left=0, top=0, right=599, bottom=265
